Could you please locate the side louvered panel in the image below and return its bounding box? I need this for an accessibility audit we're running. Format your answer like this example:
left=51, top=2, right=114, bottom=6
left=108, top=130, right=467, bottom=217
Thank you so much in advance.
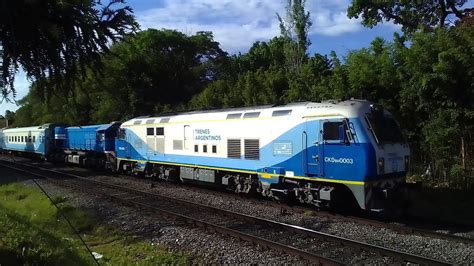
left=147, top=138, right=155, bottom=152
left=173, top=139, right=183, bottom=150
left=227, top=139, right=241, bottom=159
left=156, top=138, right=165, bottom=153
left=244, top=139, right=260, bottom=160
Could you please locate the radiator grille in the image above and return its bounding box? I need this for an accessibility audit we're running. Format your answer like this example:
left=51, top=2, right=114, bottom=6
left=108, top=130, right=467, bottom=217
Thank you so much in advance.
left=155, top=138, right=165, bottom=153
left=227, top=139, right=241, bottom=159
left=147, top=138, right=155, bottom=151
left=244, top=139, right=260, bottom=160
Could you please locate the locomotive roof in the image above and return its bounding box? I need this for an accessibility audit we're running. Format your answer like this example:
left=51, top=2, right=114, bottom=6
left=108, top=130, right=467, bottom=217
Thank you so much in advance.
left=122, top=99, right=375, bottom=126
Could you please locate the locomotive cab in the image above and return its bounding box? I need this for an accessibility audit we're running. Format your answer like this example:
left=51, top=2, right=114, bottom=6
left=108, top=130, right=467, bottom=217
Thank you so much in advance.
left=301, top=101, right=409, bottom=212
left=363, top=104, right=410, bottom=211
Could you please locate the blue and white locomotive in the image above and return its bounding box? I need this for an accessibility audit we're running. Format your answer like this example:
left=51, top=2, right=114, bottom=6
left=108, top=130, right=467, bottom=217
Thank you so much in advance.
left=54, top=122, right=120, bottom=169
left=116, top=100, right=409, bottom=211
left=0, top=100, right=409, bottom=211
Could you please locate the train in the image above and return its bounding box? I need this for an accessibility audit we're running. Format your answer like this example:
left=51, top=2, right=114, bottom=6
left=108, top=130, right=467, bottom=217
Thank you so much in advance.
left=0, top=100, right=410, bottom=211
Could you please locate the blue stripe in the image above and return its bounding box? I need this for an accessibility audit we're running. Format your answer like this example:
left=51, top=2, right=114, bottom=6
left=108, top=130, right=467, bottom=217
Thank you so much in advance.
left=116, top=118, right=378, bottom=182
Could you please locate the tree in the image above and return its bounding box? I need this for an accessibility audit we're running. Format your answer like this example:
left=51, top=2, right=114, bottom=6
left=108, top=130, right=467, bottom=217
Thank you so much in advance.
left=347, top=0, right=473, bottom=34
left=398, top=26, right=474, bottom=183
left=4, top=110, right=15, bottom=126
left=0, top=0, right=137, bottom=100
left=277, top=0, right=312, bottom=72
left=343, top=37, right=400, bottom=111
left=13, top=29, right=227, bottom=125
left=93, top=29, right=226, bottom=119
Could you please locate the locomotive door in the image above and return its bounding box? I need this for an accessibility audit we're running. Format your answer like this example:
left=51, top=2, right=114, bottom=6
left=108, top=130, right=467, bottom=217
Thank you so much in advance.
left=319, top=118, right=352, bottom=180
left=304, top=120, right=323, bottom=177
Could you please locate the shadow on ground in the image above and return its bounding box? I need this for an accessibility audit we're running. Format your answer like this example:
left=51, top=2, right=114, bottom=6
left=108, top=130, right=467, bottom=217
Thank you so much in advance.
left=0, top=166, right=36, bottom=185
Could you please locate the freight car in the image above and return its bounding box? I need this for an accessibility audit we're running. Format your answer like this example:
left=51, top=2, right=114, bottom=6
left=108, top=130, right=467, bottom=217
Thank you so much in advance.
left=116, top=100, right=410, bottom=211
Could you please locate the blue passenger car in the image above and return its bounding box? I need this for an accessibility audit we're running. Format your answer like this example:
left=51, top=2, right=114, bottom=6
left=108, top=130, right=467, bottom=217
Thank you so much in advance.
left=55, top=122, right=120, bottom=168
left=0, top=128, right=5, bottom=152
left=2, top=124, right=61, bottom=159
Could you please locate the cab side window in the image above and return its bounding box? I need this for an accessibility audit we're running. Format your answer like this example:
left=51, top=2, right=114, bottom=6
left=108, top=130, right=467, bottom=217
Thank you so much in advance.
left=323, top=121, right=350, bottom=144
left=117, top=129, right=126, bottom=140
left=323, top=122, right=343, bottom=140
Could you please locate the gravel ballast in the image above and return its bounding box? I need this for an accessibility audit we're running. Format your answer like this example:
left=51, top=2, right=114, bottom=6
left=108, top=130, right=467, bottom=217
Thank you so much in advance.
left=1, top=157, right=473, bottom=264
left=23, top=178, right=307, bottom=264
left=86, top=173, right=474, bottom=264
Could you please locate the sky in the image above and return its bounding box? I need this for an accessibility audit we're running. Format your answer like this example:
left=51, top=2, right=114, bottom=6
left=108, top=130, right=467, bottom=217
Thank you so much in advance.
left=1, top=0, right=400, bottom=116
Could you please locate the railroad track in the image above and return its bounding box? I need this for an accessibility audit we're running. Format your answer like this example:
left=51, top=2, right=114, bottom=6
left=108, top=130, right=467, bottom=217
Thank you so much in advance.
left=55, top=160, right=471, bottom=246
left=114, top=172, right=474, bottom=246
left=0, top=159, right=450, bottom=265
left=284, top=205, right=474, bottom=246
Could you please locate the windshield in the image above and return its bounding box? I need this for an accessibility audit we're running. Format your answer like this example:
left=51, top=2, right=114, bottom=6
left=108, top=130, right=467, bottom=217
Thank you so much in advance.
left=366, top=114, right=404, bottom=144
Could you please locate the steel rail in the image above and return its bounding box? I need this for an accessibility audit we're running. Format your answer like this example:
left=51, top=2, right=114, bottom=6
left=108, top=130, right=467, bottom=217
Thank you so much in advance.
left=0, top=159, right=450, bottom=265
left=112, top=169, right=474, bottom=246
left=283, top=205, right=474, bottom=246
left=4, top=155, right=471, bottom=246
left=0, top=161, right=341, bottom=265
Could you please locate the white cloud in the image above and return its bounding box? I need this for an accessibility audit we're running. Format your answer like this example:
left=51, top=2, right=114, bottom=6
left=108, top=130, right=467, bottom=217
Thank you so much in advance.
left=136, top=0, right=363, bottom=53
left=310, top=10, right=361, bottom=36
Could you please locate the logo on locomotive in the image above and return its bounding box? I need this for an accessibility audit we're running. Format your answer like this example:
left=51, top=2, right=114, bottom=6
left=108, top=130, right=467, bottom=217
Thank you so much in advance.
left=194, top=128, right=221, bottom=141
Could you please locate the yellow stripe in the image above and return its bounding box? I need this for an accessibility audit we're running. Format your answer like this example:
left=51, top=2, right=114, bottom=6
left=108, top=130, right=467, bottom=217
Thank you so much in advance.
left=302, top=113, right=344, bottom=118
left=275, top=174, right=364, bottom=185
left=260, top=173, right=272, bottom=179
left=117, top=157, right=365, bottom=185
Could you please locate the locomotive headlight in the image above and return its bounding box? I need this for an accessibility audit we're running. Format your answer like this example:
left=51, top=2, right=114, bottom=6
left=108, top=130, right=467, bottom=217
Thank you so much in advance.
left=404, top=156, right=410, bottom=172
left=378, top=158, right=385, bottom=174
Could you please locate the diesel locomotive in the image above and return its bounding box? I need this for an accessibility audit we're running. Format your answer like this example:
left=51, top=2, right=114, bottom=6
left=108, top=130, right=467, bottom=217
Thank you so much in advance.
left=1, top=100, right=409, bottom=211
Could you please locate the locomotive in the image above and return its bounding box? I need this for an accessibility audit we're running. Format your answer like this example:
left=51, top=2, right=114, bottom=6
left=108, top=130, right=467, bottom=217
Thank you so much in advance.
left=0, top=100, right=409, bottom=211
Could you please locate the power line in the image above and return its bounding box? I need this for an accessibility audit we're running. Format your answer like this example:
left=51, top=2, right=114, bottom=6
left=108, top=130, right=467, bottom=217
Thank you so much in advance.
left=31, top=178, right=100, bottom=266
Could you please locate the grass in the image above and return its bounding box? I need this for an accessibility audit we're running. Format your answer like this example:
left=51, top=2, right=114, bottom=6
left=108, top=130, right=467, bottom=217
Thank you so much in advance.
left=0, top=182, right=187, bottom=265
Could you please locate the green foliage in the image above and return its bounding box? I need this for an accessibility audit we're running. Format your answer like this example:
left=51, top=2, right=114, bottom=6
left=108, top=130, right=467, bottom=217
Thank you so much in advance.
left=13, top=29, right=226, bottom=125
left=0, top=183, right=187, bottom=265
left=0, top=0, right=138, bottom=99
left=277, top=0, right=312, bottom=72
left=347, top=0, right=471, bottom=35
